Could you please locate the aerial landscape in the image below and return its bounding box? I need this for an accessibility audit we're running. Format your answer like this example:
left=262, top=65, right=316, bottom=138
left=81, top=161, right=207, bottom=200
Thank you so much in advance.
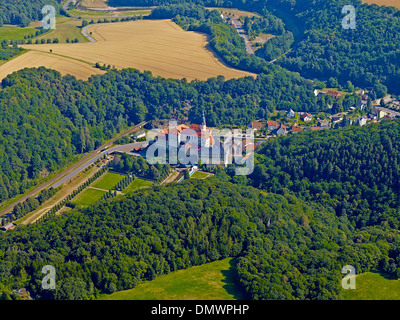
left=0, top=0, right=400, bottom=313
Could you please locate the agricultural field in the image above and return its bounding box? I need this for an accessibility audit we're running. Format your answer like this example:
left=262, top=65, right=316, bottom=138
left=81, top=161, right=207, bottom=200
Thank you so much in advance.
left=69, top=9, right=151, bottom=17
left=0, top=50, right=105, bottom=81
left=81, top=0, right=110, bottom=9
left=91, top=172, right=125, bottom=190
left=13, top=19, right=255, bottom=81
left=0, top=26, right=37, bottom=40
left=99, top=258, right=246, bottom=300
left=72, top=188, right=107, bottom=207
left=340, top=272, right=400, bottom=300
left=122, top=178, right=153, bottom=194
left=362, top=0, right=400, bottom=9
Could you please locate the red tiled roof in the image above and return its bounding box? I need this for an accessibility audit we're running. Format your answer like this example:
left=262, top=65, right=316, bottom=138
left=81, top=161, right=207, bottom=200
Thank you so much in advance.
left=267, top=120, right=277, bottom=126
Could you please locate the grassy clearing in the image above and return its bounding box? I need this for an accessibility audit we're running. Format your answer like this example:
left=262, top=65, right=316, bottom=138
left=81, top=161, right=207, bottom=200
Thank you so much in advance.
left=362, top=0, right=400, bottom=9
left=340, top=272, right=400, bottom=300
left=191, top=171, right=210, bottom=179
left=123, top=178, right=153, bottom=193
left=18, top=20, right=255, bottom=81
left=72, top=188, right=107, bottom=207
left=0, top=26, right=37, bottom=40
left=99, top=258, right=246, bottom=300
left=91, top=172, right=125, bottom=190
left=36, top=17, right=89, bottom=43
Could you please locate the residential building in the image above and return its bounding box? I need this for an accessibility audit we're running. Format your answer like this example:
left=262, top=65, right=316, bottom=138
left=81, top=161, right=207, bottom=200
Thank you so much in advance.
left=354, top=116, right=367, bottom=126
left=1, top=223, right=14, bottom=232
left=132, top=130, right=146, bottom=140
left=251, top=121, right=265, bottom=130
left=291, top=123, right=301, bottom=134
left=301, top=113, right=312, bottom=122
left=327, top=90, right=341, bottom=98
left=276, top=124, right=287, bottom=136
left=267, top=120, right=278, bottom=131
left=287, top=109, right=295, bottom=118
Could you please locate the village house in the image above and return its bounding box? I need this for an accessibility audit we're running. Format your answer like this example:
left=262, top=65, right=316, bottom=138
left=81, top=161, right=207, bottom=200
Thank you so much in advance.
left=267, top=120, right=278, bottom=131
left=291, top=123, right=302, bottom=134
left=318, top=121, right=331, bottom=129
left=276, top=124, right=287, bottom=136
left=327, top=90, right=341, bottom=99
left=250, top=121, right=266, bottom=130
left=300, top=112, right=312, bottom=122
left=354, top=116, right=367, bottom=126
left=287, top=109, right=295, bottom=118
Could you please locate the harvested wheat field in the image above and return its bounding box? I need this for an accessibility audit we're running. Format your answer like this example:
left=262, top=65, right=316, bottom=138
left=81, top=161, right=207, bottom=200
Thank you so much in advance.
left=81, top=0, right=110, bottom=9
left=362, top=0, right=400, bottom=9
left=0, top=51, right=105, bottom=80
left=15, top=19, right=255, bottom=81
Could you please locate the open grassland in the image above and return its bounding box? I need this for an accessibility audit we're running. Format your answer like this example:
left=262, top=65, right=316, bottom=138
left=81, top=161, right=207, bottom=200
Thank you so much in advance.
left=0, top=26, right=37, bottom=40
left=340, top=272, right=400, bottom=300
left=0, top=50, right=105, bottom=81
left=91, top=172, right=125, bottom=190
left=72, top=188, right=107, bottom=207
left=206, top=7, right=261, bottom=18
left=99, top=258, right=246, bottom=300
left=122, top=178, right=153, bottom=193
left=16, top=20, right=255, bottom=81
left=362, top=0, right=400, bottom=9
left=36, top=17, right=89, bottom=43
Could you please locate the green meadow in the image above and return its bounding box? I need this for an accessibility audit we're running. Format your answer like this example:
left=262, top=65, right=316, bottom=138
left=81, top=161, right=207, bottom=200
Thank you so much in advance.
left=340, top=272, right=400, bottom=300
left=99, top=258, right=246, bottom=300
left=122, top=178, right=153, bottom=194
left=0, top=26, right=37, bottom=40
left=72, top=188, right=106, bottom=207
left=91, top=172, right=125, bottom=190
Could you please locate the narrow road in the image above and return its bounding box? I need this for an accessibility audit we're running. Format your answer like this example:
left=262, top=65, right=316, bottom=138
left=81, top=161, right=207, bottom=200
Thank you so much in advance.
left=0, top=122, right=146, bottom=217
left=231, top=19, right=254, bottom=55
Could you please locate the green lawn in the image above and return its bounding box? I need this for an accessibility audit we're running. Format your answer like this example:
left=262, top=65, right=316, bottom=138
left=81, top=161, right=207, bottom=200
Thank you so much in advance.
left=0, top=26, right=37, bottom=40
left=72, top=188, right=106, bottom=207
left=191, top=171, right=209, bottom=179
left=99, top=258, right=246, bottom=300
left=91, top=172, right=125, bottom=190
left=340, top=272, right=400, bottom=300
left=122, top=178, right=153, bottom=194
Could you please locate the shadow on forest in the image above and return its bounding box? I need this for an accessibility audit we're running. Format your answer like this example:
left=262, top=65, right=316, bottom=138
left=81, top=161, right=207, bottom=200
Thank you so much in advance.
left=221, top=258, right=251, bottom=300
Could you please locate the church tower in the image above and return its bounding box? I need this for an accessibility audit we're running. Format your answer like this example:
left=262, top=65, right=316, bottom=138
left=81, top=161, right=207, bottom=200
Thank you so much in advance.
left=201, top=110, right=207, bottom=131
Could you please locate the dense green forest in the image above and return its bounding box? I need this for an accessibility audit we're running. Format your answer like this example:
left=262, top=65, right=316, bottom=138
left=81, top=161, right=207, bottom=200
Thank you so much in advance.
left=118, top=0, right=400, bottom=94
left=242, top=120, right=400, bottom=229
left=1, top=173, right=400, bottom=300
left=0, top=0, right=61, bottom=26
left=0, top=66, right=323, bottom=203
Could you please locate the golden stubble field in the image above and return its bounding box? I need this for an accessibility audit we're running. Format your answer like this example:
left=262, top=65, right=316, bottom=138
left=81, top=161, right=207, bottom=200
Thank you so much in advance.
left=362, top=0, right=400, bottom=9
left=0, top=20, right=255, bottom=81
